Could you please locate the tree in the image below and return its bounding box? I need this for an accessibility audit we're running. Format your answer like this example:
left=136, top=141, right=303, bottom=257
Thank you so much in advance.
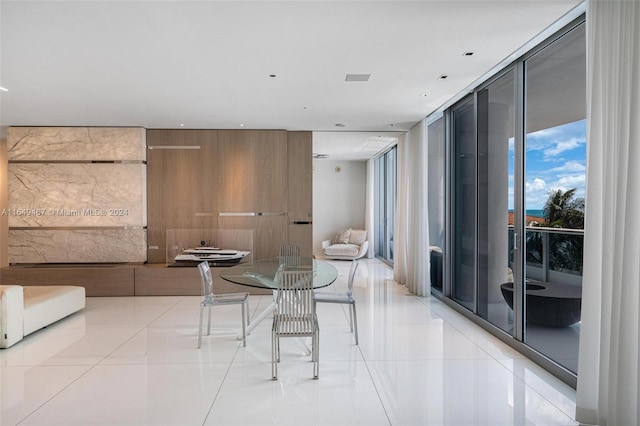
left=542, top=188, right=585, bottom=273
left=543, top=188, right=585, bottom=229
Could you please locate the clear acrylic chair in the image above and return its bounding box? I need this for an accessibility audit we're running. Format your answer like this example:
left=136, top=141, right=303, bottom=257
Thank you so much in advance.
left=197, top=261, right=250, bottom=348
left=272, top=270, right=319, bottom=380
left=314, top=260, right=359, bottom=344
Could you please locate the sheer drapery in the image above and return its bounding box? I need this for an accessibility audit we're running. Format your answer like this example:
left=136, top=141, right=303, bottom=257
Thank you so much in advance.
left=365, top=159, right=375, bottom=258
left=576, top=1, right=640, bottom=424
left=393, top=121, right=430, bottom=296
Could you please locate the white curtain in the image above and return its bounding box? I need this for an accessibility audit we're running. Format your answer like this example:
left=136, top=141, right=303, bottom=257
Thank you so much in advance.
left=394, top=121, right=430, bottom=296
left=576, top=1, right=640, bottom=424
left=365, top=158, right=375, bottom=258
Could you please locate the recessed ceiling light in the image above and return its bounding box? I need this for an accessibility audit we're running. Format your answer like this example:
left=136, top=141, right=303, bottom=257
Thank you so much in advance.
left=179, top=123, right=185, bottom=127
left=420, top=93, right=428, bottom=97
left=0, top=86, right=8, bottom=92
left=463, top=51, right=474, bottom=56
left=335, top=123, right=346, bottom=128
left=439, top=75, right=448, bottom=80
left=240, top=124, right=245, bottom=127
left=269, top=74, right=277, bottom=78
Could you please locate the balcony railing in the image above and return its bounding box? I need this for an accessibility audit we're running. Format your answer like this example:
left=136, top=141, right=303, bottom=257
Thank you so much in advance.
left=510, top=225, right=584, bottom=286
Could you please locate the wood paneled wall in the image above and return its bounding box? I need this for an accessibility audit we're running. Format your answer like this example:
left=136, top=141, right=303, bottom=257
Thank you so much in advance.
left=147, top=129, right=311, bottom=263
left=287, top=132, right=313, bottom=257
left=146, top=130, right=219, bottom=263
left=0, top=139, right=8, bottom=267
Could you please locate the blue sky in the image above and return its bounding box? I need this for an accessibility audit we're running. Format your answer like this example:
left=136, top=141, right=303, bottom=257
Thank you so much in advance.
left=508, top=119, right=587, bottom=210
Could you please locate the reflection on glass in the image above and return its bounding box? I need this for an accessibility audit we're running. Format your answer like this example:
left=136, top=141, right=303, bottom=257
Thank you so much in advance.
left=524, top=23, right=586, bottom=373
left=452, top=99, right=475, bottom=310
left=373, top=147, right=397, bottom=264
left=428, top=117, right=445, bottom=292
left=476, top=70, right=515, bottom=333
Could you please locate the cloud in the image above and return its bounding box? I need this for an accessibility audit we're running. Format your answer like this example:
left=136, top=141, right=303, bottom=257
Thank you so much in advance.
left=549, top=161, right=586, bottom=173
left=529, top=127, right=561, bottom=139
left=543, top=137, right=585, bottom=159
left=524, top=178, right=549, bottom=209
left=526, top=127, right=562, bottom=151
left=526, top=178, right=546, bottom=192
left=548, top=174, right=586, bottom=194
left=556, top=174, right=586, bottom=187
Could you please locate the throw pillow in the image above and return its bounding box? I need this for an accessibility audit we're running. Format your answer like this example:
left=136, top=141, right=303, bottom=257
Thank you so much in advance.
left=333, top=228, right=351, bottom=244
left=348, top=229, right=367, bottom=245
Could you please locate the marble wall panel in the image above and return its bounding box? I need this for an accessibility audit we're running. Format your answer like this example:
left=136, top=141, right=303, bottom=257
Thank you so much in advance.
left=7, top=127, right=146, bottom=161
left=8, top=163, right=146, bottom=227
left=8, top=229, right=147, bottom=263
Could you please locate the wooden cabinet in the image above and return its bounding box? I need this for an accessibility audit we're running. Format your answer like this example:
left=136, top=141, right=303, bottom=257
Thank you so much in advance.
left=217, top=130, right=256, bottom=213
left=147, top=129, right=309, bottom=264
left=287, top=131, right=312, bottom=220
left=146, top=130, right=218, bottom=263
left=255, top=130, right=288, bottom=213
left=287, top=132, right=312, bottom=257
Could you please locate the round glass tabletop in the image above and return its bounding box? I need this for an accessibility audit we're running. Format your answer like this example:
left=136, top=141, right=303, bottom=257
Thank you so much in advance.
left=219, top=257, right=338, bottom=289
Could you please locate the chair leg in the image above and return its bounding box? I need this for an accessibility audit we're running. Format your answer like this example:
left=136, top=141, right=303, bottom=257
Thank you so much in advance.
left=197, top=304, right=204, bottom=349
left=348, top=303, right=354, bottom=332
left=351, top=302, right=359, bottom=345
left=246, top=299, right=251, bottom=327
left=313, top=331, right=319, bottom=379
left=207, top=305, right=212, bottom=336
left=272, top=333, right=278, bottom=380
left=242, top=303, right=247, bottom=346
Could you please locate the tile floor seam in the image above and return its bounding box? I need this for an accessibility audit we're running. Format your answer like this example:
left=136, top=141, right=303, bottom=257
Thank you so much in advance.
left=144, top=295, right=190, bottom=328
left=426, top=298, right=578, bottom=424
left=357, top=342, right=393, bottom=426
left=13, top=363, right=99, bottom=426
left=202, top=344, right=242, bottom=425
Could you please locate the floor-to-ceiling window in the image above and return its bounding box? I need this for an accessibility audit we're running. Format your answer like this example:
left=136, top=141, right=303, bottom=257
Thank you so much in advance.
left=435, top=17, right=585, bottom=384
left=374, top=146, right=397, bottom=264
left=523, top=22, right=586, bottom=374
left=428, top=117, right=445, bottom=292
left=477, top=69, right=516, bottom=334
left=452, top=99, right=476, bottom=310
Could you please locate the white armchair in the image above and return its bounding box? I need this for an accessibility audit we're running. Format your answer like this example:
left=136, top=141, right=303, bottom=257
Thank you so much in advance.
left=322, top=229, right=369, bottom=260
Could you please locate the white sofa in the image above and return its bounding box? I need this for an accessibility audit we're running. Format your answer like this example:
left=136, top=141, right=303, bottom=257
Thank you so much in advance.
left=0, top=285, right=86, bottom=349
left=322, top=229, right=369, bottom=260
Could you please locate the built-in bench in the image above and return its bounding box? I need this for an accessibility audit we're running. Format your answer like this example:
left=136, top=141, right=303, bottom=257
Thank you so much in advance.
left=0, top=285, right=86, bottom=349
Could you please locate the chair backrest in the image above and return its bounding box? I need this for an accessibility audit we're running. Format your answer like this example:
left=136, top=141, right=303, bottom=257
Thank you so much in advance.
left=279, top=244, right=301, bottom=267
left=279, top=244, right=301, bottom=257
left=347, top=261, right=359, bottom=297
left=275, top=270, right=315, bottom=328
left=197, top=261, right=214, bottom=297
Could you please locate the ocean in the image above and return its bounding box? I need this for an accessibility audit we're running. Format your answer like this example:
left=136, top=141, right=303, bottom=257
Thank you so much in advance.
left=526, top=209, right=544, bottom=218
left=509, top=209, right=545, bottom=218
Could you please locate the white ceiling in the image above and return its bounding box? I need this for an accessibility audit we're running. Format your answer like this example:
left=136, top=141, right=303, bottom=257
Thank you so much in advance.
left=0, top=0, right=583, bottom=160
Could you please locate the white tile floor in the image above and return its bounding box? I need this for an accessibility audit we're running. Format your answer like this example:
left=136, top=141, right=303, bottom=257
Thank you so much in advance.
left=0, top=259, right=578, bottom=425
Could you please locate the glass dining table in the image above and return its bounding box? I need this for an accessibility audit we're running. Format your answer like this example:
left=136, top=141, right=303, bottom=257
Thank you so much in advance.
left=219, top=257, right=338, bottom=336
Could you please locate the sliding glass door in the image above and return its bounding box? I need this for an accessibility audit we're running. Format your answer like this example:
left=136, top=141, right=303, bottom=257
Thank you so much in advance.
left=523, top=23, right=586, bottom=373
left=428, top=117, right=445, bottom=293
left=374, top=147, right=397, bottom=264
left=452, top=99, right=476, bottom=310
left=443, top=18, right=585, bottom=380
left=476, top=70, right=516, bottom=333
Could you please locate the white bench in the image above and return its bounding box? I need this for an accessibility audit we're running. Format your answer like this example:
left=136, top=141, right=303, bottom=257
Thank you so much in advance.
left=0, top=285, right=86, bottom=349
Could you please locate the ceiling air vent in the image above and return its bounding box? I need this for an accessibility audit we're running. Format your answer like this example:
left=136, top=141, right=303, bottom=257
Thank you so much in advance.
left=345, top=74, right=371, bottom=82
